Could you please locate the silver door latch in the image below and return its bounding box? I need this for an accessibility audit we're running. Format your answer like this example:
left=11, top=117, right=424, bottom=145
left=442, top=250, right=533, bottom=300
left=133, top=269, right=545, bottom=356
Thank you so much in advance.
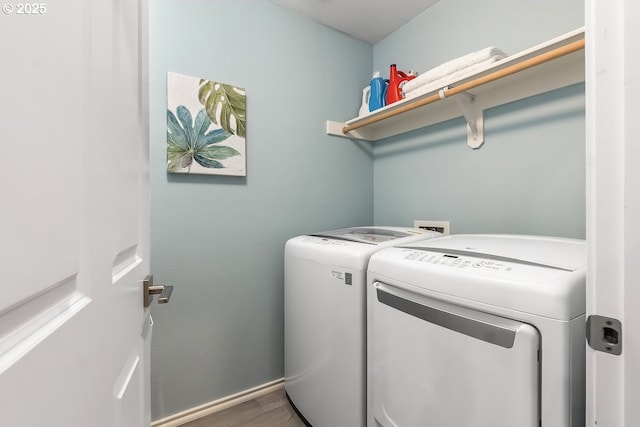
left=143, top=274, right=174, bottom=308
left=586, top=315, right=622, bottom=356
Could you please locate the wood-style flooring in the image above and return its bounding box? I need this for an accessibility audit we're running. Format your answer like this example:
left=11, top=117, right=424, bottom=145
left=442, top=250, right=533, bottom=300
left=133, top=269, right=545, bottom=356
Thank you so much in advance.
left=178, top=389, right=308, bottom=427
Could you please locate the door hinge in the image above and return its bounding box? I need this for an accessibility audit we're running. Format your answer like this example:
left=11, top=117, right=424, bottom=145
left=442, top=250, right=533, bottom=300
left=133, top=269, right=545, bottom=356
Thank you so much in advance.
left=586, top=315, right=622, bottom=355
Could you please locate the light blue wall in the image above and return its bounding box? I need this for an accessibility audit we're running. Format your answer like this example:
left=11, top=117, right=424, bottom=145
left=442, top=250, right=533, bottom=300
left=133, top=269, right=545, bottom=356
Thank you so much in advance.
left=372, top=0, right=586, bottom=238
left=149, top=0, right=372, bottom=420
left=150, top=0, right=586, bottom=421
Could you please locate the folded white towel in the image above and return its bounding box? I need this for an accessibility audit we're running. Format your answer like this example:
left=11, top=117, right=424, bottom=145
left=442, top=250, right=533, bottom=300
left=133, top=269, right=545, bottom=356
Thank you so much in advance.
left=402, top=47, right=508, bottom=93
left=403, top=56, right=505, bottom=99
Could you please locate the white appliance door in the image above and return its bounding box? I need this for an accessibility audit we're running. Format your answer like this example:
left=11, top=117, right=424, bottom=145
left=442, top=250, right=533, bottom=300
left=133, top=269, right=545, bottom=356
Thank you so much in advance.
left=0, top=0, right=151, bottom=425
left=370, top=281, right=540, bottom=427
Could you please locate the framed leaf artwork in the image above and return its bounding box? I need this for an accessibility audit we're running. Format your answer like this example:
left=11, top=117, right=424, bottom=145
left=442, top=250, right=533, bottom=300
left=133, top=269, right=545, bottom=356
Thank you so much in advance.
left=167, top=72, right=246, bottom=176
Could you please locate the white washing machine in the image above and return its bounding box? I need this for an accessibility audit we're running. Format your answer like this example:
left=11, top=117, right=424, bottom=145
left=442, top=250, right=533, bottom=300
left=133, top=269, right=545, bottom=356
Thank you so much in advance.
left=284, top=226, right=442, bottom=427
left=366, top=234, right=586, bottom=427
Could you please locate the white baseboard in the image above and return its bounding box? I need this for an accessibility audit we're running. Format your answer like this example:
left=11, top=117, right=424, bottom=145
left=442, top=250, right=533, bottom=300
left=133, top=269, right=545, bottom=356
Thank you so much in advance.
left=151, top=378, right=285, bottom=427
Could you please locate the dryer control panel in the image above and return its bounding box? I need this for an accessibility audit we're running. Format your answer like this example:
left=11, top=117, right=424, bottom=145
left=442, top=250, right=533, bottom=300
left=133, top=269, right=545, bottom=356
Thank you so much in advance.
left=403, top=250, right=514, bottom=272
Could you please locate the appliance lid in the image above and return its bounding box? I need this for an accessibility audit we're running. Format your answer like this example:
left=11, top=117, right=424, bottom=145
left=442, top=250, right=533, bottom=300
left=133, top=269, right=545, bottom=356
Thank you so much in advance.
left=311, top=227, right=416, bottom=245
left=401, top=234, right=585, bottom=271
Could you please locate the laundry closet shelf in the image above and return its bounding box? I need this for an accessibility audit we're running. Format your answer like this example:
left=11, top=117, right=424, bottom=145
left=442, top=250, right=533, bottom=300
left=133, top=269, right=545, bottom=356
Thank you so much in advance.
left=326, top=27, right=585, bottom=146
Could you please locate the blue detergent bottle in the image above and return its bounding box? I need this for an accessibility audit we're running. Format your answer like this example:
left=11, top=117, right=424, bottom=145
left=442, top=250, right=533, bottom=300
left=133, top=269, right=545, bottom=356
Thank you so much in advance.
left=369, top=71, right=387, bottom=112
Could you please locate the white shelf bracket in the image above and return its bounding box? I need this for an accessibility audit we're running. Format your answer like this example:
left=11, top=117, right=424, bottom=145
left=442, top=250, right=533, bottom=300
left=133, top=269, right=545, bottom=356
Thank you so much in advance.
left=450, top=91, right=484, bottom=149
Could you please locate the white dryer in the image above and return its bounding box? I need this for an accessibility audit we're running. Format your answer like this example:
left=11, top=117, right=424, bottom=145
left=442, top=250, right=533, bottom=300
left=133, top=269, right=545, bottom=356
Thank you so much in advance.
left=284, top=227, right=442, bottom=427
left=366, top=234, right=586, bottom=427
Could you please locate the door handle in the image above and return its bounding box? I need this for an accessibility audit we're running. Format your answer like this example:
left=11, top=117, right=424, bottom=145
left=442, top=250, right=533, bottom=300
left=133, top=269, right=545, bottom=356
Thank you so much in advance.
left=143, top=274, right=174, bottom=308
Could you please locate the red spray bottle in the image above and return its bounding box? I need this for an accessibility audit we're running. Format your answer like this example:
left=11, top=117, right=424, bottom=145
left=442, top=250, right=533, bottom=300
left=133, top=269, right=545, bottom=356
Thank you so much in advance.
left=385, top=64, right=416, bottom=105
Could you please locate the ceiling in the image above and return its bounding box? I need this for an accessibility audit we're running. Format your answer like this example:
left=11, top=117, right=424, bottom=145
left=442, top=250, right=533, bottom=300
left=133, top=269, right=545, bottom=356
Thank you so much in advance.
left=270, top=0, right=441, bottom=44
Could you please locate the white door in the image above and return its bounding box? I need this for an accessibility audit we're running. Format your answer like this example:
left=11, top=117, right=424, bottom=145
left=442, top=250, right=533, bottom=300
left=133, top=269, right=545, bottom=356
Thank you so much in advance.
left=0, top=0, right=152, bottom=426
left=586, top=0, right=640, bottom=426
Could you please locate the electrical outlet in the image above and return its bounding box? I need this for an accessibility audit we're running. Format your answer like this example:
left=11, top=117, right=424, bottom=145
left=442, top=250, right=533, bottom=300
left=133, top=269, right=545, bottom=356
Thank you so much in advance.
left=414, top=220, right=450, bottom=235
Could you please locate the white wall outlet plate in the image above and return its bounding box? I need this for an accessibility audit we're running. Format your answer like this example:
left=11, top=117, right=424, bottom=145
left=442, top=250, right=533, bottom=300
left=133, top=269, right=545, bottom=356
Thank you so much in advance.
left=414, top=220, right=450, bottom=235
